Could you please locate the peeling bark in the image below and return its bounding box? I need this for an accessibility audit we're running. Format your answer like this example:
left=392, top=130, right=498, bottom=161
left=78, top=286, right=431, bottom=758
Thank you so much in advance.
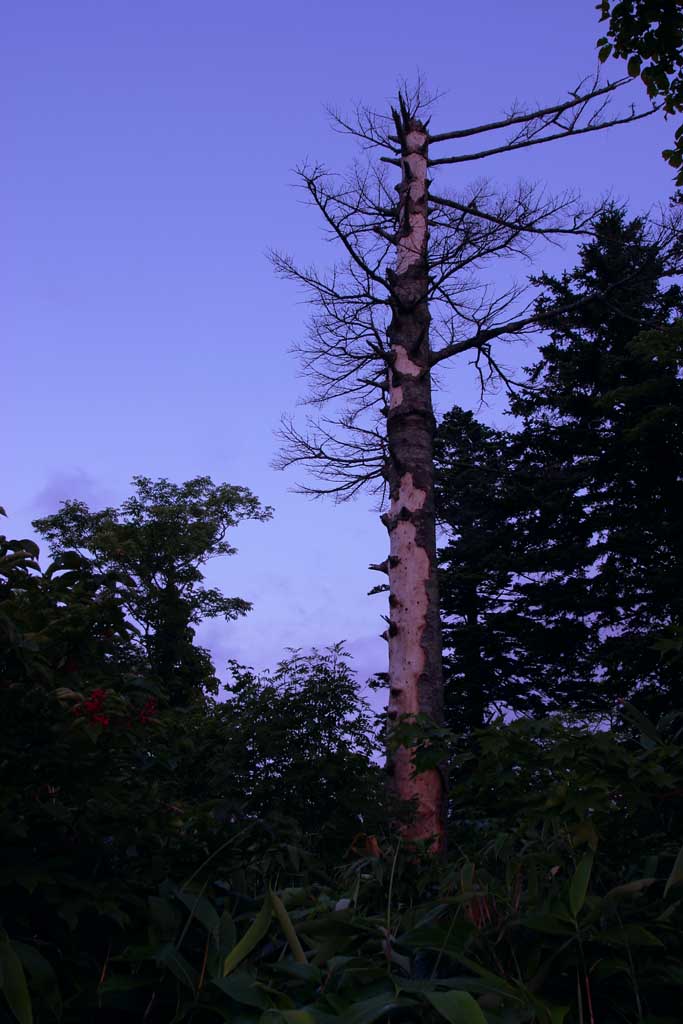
left=275, top=80, right=658, bottom=853
left=384, top=114, right=446, bottom=852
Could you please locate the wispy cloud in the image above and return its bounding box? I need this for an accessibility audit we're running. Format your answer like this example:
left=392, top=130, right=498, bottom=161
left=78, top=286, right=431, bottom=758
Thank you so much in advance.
left=31, top=469, right=116, bottom=517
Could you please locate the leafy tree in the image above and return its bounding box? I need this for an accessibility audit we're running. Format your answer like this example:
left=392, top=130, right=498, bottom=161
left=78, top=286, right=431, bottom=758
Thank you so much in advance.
left=597, top=0, right=683, bottom=181
left=3, top=505, right=683, bottom=1020
left=1, top=512, right=385, bottom=1021
left=208, top=647, right=384, bottom=858
left=0, top=517, right=207, bottom=1022
left=33, top=476, right=272, bottom=706
left=124, top=646, right=385, bottom=868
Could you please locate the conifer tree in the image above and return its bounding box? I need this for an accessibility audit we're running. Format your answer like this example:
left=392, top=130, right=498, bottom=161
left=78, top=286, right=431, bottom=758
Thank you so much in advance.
left=511, top=206, right=683, bottom=718
left=435, top=206, right=683, bottom=727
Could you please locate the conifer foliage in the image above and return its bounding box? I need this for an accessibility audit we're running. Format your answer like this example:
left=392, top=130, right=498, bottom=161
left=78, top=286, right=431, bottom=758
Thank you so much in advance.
left=436, top=207, right=683, bottom=726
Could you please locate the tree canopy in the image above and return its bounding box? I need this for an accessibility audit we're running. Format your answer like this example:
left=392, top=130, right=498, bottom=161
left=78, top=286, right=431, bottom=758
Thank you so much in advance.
left=33, top=476, right=272, bottom=706
left=598, top=0, right=683, bottom=180
left=436, top=205, right=683, bottom=728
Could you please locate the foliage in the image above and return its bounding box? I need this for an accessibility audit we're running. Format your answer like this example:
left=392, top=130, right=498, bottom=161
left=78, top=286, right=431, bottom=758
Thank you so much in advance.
left=221, top=649, right=385, bottom=857
left=2, top=504, right=683, bottom=1020
left=434, top=410, right=593, bottom=732
left=6, top=655, right=682, bottom=1022
left=597, top=0, right=683, bottom=181
left=3, top=203, right=683, bottom=1019
left=442, top=706, right=683, bottom=1022
left=33, top=476, right=272, bottom=706
left=435, top=207, right=683, bottom=727
left=512, top=206, right=683, bottom=719
left=0, top=515, right=383, bottom=1022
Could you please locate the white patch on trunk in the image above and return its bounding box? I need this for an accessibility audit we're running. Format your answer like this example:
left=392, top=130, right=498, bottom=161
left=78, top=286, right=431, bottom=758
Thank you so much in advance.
left=389, top=518, right=429, bottom=708
left=390, top=348, right=420, bottom=409
left=396, top=215, right=427, bottom=274
left=387, top=472, right=428, bottom=730
left=396, top=129, right=428, bottom=276
left=387, top=471, right=442, bottom=845
left=393, top=471, right=426, bottom=514
left=393, top=347, right=421, bottom=377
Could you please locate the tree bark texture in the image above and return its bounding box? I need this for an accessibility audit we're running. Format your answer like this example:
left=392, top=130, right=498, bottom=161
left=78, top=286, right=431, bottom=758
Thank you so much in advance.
left=383, top=116, right=446, bottom=851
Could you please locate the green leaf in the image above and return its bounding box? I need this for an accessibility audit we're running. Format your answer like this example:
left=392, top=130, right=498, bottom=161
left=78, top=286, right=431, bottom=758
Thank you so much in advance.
left=11, top=944, right=60, bottom=1019
left=448, top=956, right=519, bottom=998
left=570, top=820, right=599, bottom=850
left=15, top=540, right=40, bottom=558
left=605, top=878, right=656, bottom=899
left=426, top=990, right=487, bottom=1024
left=599, top=925, right=663, bottom=947
left=0, top=934, right=33, bottom=1024
left=339, top=994, right=408, bottom=1024
left=523, top=915, right=574, bottom=936
left=223, top=894, right=272, bottom=976
left=278, top=1012, right=319, bottom=1024
left=212, top=973, right=269, bottom=1009
left=218, top=909, right=237, bottom=954
left=99, top=972, right=160, bottom=994
left=47, top=550, right=86, bottom=572
left=271, top=962, right=321, bottom=985
left=590, top=958, right=630, bottom=981
left=619, top=702, right=662, bottom=746
left=154, top=943, right=198, bottom=990
left=627, top=55, right=641, bottom=76
left=174, top=888, right=221, bottom=942
left=569, top=853, right=593, bottom=917
left=664, top=841, right=683, bottom=897
left=598, top=43, right=613, bottom=62
left=148, top=896, right=182, bottom=941
left=270, top=888, right=307, bottom=964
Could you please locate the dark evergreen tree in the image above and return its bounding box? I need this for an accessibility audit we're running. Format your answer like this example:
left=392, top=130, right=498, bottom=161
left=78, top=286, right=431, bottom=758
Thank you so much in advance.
left=513, top=207, right=683, bottom=718
left=435, top=408, right=594, bottom=731
left=436, top=206, right=683, bottom=726
left=435, top=409, right=516, bottom=732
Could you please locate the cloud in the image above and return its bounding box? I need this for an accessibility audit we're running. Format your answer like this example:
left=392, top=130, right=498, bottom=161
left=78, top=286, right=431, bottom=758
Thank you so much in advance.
left=31, top=469, right=115, bottom=516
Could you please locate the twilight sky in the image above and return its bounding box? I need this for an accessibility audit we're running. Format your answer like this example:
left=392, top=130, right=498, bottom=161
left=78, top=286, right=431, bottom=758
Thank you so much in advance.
left=4, top=1, right=676, bottom=692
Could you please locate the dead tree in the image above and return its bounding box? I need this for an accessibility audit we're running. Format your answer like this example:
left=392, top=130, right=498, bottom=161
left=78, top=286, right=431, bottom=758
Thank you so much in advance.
left=271, top=74, right=660, bottom=851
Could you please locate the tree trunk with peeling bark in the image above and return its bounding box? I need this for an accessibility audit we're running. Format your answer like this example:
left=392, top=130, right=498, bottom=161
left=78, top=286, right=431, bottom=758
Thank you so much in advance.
left=271, top=76, right=659, bottom=853
left=383, top=115, right=445, bottom=850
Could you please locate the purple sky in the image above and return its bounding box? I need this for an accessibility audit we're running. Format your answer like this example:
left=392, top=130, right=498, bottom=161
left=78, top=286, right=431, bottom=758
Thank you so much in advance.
left=4, top=1, right=676, bottom=695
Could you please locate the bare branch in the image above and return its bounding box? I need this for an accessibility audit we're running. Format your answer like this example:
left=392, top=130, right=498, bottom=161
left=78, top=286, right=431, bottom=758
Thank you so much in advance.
left=274, top=413, right=386, bottom=502
left=427, top=75, right=630, bottom=143
left=327, top=103, right=399, bottom=153
left=429, top=207, right=683, bottom=366
left=428, top=190, right=596, bottom=237
left=272, top=78, right=673, bottom=502
left=429, top=104, right=660, bottom=166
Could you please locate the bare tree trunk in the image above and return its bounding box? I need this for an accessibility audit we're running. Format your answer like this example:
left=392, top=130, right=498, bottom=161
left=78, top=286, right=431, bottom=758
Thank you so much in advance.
left=273, top=77, right=660, bottom=853
left=383, top=111, right=445, bottom=851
